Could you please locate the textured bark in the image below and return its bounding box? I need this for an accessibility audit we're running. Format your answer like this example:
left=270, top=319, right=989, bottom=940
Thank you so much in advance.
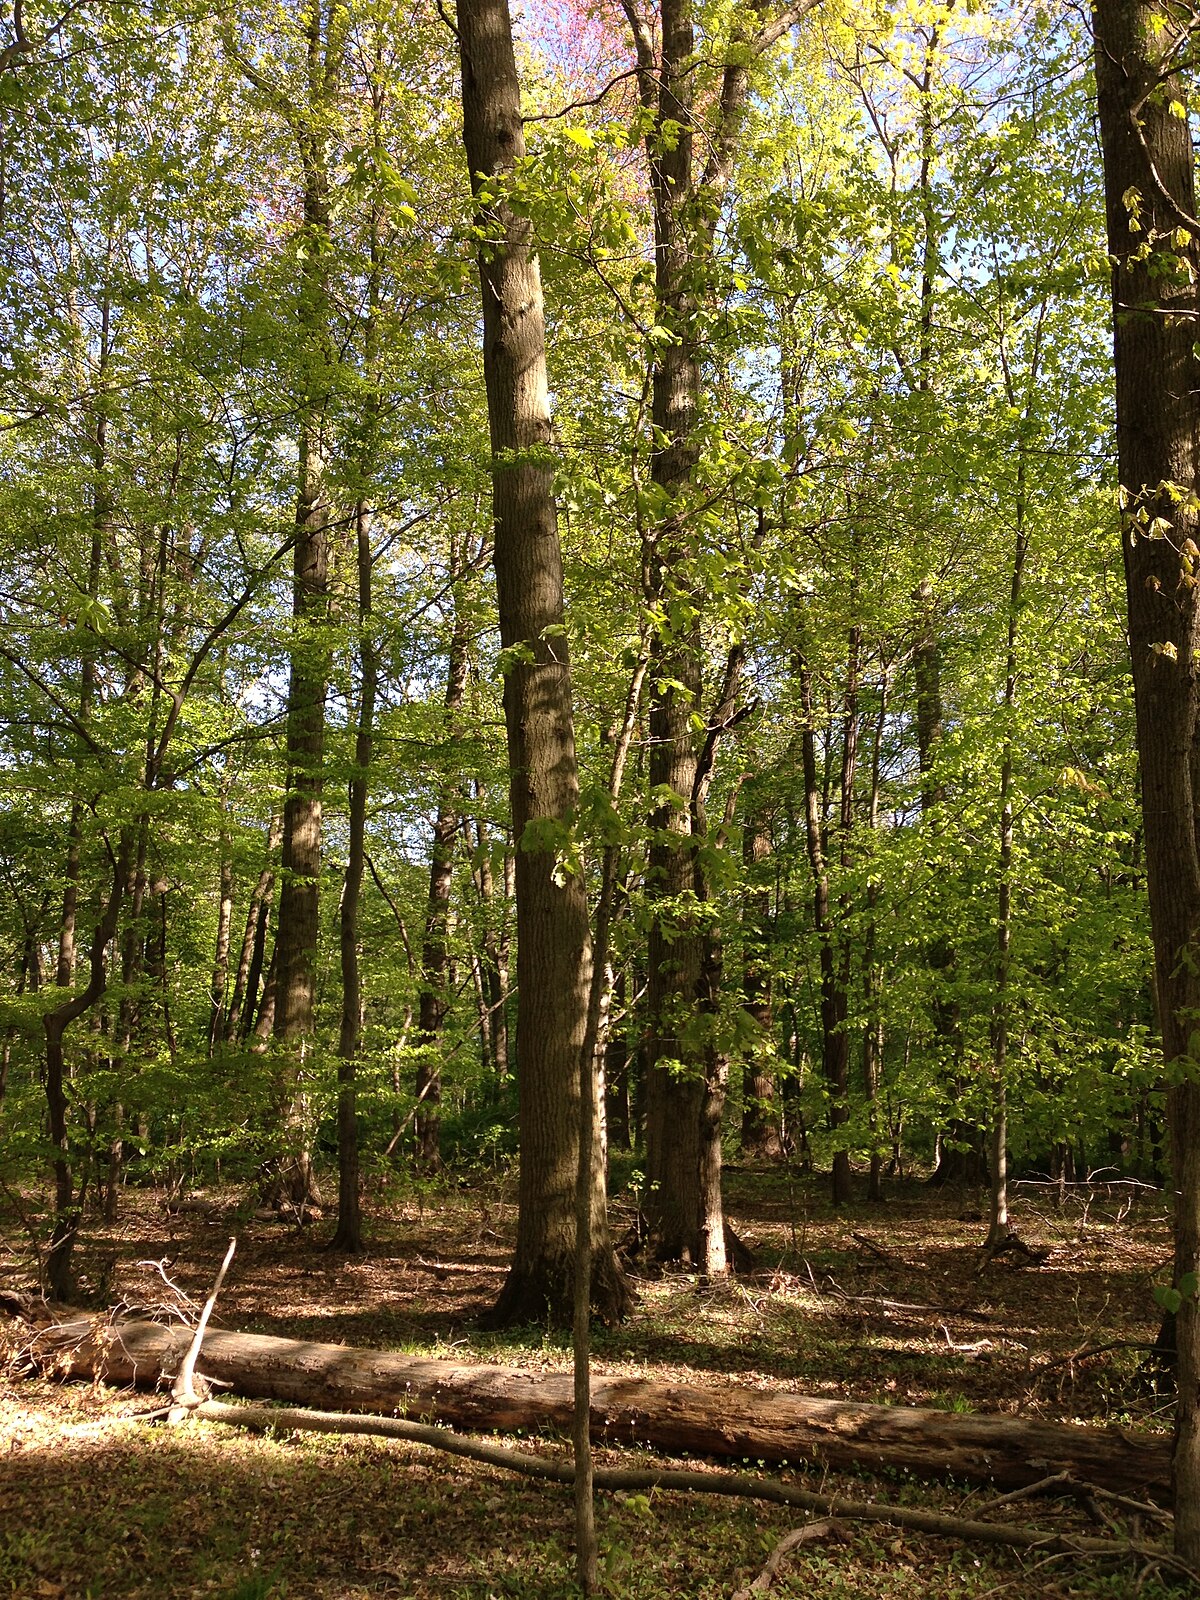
left=457, top=0, right=624, bottom=1325
left=628, top=0, right=713, bottom=1268
left=1092, top=0, right=1200, bottom=1563
left=624, top=0, right=818, bottom=1259
left=35, top=1314, right=1171, bottom=1499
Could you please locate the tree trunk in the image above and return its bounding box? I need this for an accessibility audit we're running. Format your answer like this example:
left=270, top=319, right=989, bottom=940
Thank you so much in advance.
left=268, top=0, right=336, bottom=1212
left=471, top=793, right=511, bottom=1093
left=863, top=671, right=888, bottom=1203
left=330, top=493, right=376, bottom=1254
left=1092, top=0, right=1200, bottom=1563
left=741, top=807, right=783, bottom=1162
left=456, top=0, right=625, bottom=1326
left=208, top=838, right=234, bottom=1057
left=41, top=832, right=134, bottom=1298
left=225, top=816, right=281, bottom=1044
left=988, top=362, right=1035, bottom=1250
left=35, top=1313, right=1171, bottom=1500
left=916, top=579, right=980, bottom=1190
left=800, top=659, right=852, bottom=1206
left=414, top=574, right=470, bottom=1171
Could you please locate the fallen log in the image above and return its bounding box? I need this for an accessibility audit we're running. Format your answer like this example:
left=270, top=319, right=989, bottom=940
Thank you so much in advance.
left=24, top=1313, right=1170, bottom=1499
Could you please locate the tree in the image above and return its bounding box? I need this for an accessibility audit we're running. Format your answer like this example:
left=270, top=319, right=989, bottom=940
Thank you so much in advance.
left=1091, top=0, right=1200, bottom=1562
left=615, top=0, right=819, bottom=1269
left=454, top=0, right=627, bottom=1325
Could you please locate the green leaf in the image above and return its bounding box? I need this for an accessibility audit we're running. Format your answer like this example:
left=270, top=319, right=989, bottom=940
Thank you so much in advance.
left=1154, top=1285, right=1183, bottom=1315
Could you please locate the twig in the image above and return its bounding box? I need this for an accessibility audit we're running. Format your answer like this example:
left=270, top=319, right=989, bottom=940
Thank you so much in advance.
left=0, top=1176, right=45, bottom=1287
left=1036, top=1339, right=1157, bottom=1375
left=851, top=1231, right=899, bottom=1265
left=732, top=1520, right=846, bottom=1598
left=820, top=1277, right=994, bottom=1323
left=134, top=1258, right=199, bottom=1314
left=381, top=1077, right=438, bottom=1160
left=980, top=1471, right=1074, bottom=1514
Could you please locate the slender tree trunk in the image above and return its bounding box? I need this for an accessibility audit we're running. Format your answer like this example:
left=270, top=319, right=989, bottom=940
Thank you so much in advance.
left=226, top=816, right=281, bottom=1043
left=471, top=795, right=511, bottom=1092
left=415, top=578, right=470, bottom=1170
left=252, top=943, right=278, bottom=1050
left=741, top=806, right=783, bottom=1161
left=208, top=845, right=235, bottom=1057
left=917, top=577, right=979, bottom=1189
left=330, top=493, right=376, bottom=1254
left=457, top=0, right=625, bottom=1326
left=604, top=966, right=631, bottom=1151
left=43, top=831, right=134, bottom=1298
left=800, top=657, right=853, bottom=1206
left=1092, top=0, right=1200, bottom=1563
left=863, top=670, right=888, bottom=1203
left=989, top=421, right=1032, bottom=1248
left=268, top=0, right=336, bottom=1211
left=331, top=61, right=389, bottom=1249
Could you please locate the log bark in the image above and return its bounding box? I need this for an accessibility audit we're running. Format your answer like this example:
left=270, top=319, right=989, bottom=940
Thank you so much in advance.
left=27, top=1314, right=1170, bottom=1499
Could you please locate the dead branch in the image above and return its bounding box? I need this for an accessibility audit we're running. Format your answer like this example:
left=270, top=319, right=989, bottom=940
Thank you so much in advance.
left=731, top=1520, right=847, bottom=1599
left=851, top=1231, right=901, bottom=1265
left=28, top=1312, right=1172, bottom=1498
left=172, top=1396, right=1195, bottom=1584
left=170, top=1236, right=236, bottom=1417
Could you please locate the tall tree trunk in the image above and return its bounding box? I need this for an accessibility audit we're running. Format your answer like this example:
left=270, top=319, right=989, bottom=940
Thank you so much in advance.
left=622, top=0, right=806, bottom=1260
left=456, top=0, right=625, bottom=1326
left=988, top=363, right=1037, bottom=1249
left=626, top=0, right=708, bottom=1267
left=1092, top=0, right=1200, bottom=1563
left=268, top=0, right=336, bottom=1211
left=330, top=52, right=389, bottom=1250
left=917, top=576, right=979, bottom=1189
left=862, top=671, right=888, bottom=1203
left=414, top=572, right=471, bottom=1171
left=800, top=656, right=853, bottom=1206
left=330, top=493, right=376, bottom=1253
left=741, top=805, right=783, bottom=1161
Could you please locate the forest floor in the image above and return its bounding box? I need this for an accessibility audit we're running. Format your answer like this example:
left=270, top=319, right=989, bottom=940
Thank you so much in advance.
left=0, top=1163, right=1181, bottom=1600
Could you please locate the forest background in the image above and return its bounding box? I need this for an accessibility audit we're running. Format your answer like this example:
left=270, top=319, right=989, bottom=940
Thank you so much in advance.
left=0, top=0, right=1165, bottom=1354
left=13, top=0, right=1200, bottom=1589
